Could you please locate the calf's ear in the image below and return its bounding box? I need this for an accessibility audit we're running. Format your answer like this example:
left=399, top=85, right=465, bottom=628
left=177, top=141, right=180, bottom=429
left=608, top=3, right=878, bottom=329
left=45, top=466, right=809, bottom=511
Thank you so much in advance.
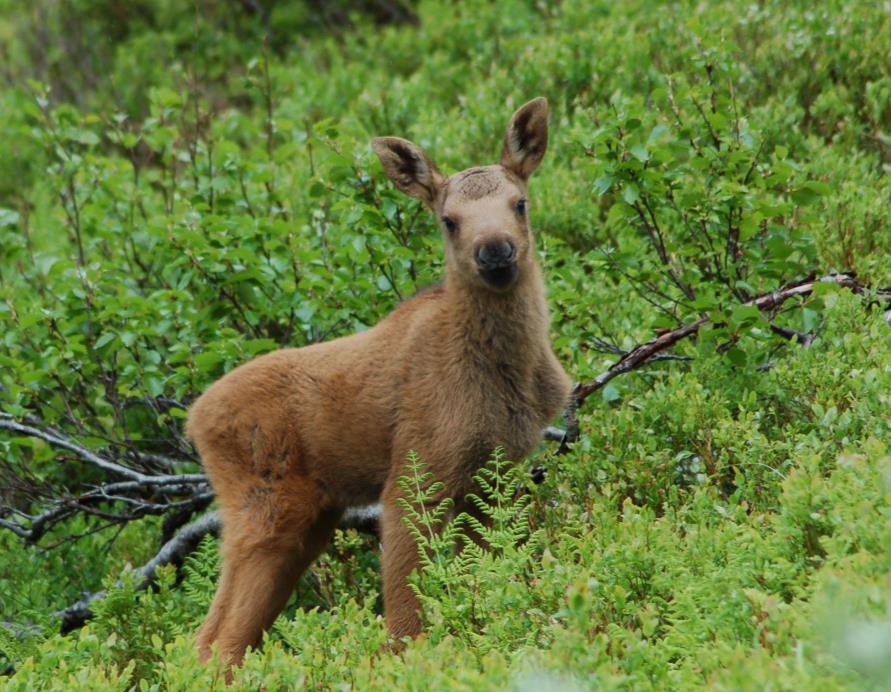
left=372, top=136, right=445, bottom=207
left=500, top=97, right=549, bottom=180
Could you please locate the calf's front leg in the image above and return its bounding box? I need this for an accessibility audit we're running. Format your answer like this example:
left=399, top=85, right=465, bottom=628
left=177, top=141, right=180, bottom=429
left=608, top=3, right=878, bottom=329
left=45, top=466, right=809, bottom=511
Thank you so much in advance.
left=380, top=483, right=424, bottom=640
left=379, top=459, right=481, bottom=641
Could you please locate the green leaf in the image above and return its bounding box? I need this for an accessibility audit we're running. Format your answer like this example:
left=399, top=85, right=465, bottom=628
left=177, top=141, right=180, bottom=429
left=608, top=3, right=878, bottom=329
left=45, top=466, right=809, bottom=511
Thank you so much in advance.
left=801, top=307, right=820, bottom=332
left=0, top=208, right=20, bottom=228
left=726, top=347, right=747, bottom=366
left=607, top=202, right=633, bottom=225
left=145, top=376, right=164, bottom=397
left=629, top=144, right=650, bottom=162
left=693, top=294, right=719, bottom=311
left=801, top=180, right=831, bottom=196
left=731, top=304, right=763, bottom=329
left=602, top=383, right=621, bottom=403
left=94, top=333, right=117, bottom=349
left=381, top=197, right=399, bottom=222
left=593, top=175, right=614, bottom=195
left=243, top=338, right=278, bottom=355
left=739, top=215, right=759, bottom=241
left=193, top=351, right=223, bottom=372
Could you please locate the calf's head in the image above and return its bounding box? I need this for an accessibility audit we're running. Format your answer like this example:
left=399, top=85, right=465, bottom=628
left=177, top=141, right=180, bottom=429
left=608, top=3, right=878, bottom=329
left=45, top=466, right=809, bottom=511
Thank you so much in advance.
left=372, top=97, right=549, bottom=293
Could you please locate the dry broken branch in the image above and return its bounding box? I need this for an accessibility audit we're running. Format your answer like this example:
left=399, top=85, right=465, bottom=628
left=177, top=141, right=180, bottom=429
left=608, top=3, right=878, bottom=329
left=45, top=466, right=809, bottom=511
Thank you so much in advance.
left=56, top=504, right=382, bottom=632
left=535, top=273, right=891, bottom=463
left=0, top=413, right=210, bottom=545
left=572, top=273, right=888, bottom=406
left=0, top=414, right=204, bottom=485
left=57, top=510, right=222, bottom=632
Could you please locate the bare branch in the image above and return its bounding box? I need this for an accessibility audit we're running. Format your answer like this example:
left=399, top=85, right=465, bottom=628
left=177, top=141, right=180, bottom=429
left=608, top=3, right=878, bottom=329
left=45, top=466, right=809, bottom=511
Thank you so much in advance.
left=573, top=273, right=890, bottom=407
left=769, top=323, right=816, bottom=348
left=574, top=317, right=707, bottom=405
left=587, top=336, right=692, bottom=362
left=0, top=516, right=33, bottom=539
left=631, top=200, right=696, bottom=302
left=58, top=510, right=222, bottom=632
left=543, top=426, right=567, bottom=443
left=0, top=414, right=204, bottom=485
left=56, top=504, right=383, bottom=632
left=0, top=413, right=209, bottom=543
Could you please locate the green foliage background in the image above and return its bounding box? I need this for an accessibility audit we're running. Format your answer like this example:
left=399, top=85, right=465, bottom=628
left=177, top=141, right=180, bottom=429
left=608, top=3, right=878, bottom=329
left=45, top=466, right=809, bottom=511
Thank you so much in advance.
left=1, top=0, right=889, bottom=688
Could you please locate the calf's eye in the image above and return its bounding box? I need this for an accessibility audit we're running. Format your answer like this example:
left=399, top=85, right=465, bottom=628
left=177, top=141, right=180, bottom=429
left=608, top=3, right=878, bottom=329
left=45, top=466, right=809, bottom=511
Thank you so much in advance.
left=515, top=198, right=527, bottom=216
left=442, top=216, right=458, bottom=234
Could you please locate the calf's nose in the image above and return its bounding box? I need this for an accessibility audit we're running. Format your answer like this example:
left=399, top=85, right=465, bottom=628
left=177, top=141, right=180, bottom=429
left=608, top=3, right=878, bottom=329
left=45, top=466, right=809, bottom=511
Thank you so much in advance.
left=475, top=239, right=517, bottom=269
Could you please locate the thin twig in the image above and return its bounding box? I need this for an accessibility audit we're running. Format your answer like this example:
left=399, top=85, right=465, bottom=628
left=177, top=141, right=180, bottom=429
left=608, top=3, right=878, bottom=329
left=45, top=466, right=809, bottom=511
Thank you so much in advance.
left=572, top=273, right=890, bottom=407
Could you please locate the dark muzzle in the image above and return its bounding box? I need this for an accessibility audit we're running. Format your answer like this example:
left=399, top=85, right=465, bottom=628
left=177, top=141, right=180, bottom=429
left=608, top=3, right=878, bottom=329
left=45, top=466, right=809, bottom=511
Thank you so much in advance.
left=475, top=239, right=518, bottom=288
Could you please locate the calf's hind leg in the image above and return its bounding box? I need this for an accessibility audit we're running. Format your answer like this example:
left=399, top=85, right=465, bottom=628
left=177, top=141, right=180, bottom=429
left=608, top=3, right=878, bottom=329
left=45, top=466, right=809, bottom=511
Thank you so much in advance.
left=196, top=480, right=341, bottom=667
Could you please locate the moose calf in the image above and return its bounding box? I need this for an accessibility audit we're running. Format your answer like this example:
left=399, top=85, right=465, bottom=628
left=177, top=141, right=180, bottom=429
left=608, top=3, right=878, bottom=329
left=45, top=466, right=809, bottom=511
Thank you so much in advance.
left=187, top=96, right=571, bottom=668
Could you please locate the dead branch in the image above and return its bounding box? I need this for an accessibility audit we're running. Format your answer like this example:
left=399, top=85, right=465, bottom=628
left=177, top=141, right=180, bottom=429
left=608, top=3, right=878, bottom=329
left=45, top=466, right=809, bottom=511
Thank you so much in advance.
left=0, top=414, right=204, bottom=486
left=573, top=273, right=890, bottom=407
left=536, top=274, right=890, bottom=458
left=587, top=335, right=693, bottom=362
left=56, top=504, right=382, bottom=633
left=57, top=510, right=221, bottom=632
left=573, top=316, right=708, bottom=405
left=0, top=413, right=209, bottom=545
left=542, top=426, right=567, bottom=443
left=769, top=322, right=817, bottom=347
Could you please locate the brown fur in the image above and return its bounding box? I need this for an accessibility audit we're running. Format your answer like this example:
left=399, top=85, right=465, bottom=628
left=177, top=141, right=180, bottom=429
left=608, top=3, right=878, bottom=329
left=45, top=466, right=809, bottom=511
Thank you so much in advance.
left=187, top=97, right=571, bottom=668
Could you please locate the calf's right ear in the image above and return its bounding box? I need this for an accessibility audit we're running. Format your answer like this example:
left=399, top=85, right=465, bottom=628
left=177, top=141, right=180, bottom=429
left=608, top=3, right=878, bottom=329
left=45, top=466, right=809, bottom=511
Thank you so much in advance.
left=500, top=97, right=549, bottom=180
left=372, top=136, right=445, bottom=207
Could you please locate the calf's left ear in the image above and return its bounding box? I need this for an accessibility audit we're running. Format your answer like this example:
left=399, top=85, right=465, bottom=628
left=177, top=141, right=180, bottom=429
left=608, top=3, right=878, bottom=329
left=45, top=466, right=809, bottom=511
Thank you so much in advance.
left=500, top=97, right=549, bottom=180
left=372, top=136, right=445, bottom=207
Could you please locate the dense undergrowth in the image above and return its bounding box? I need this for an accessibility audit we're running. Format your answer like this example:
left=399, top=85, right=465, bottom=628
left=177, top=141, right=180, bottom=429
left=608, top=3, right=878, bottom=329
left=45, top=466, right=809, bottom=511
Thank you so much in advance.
left=1, top=0, right=889, bottom=688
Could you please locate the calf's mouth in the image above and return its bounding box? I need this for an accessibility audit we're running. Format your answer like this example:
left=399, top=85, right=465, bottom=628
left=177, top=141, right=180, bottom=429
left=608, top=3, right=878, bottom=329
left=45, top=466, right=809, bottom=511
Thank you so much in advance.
left=479, top=262, right=518, bottom=289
